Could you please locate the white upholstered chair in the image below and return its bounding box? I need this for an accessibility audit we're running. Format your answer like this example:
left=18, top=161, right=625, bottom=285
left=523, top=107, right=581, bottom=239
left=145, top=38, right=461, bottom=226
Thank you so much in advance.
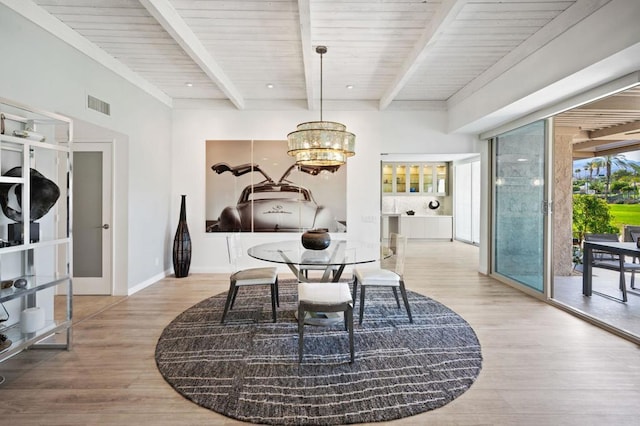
left=297, top=281, right=354, bottom=363
left=352, top=233, right=413, bottom=324
left=221, top=234, right=279, bottom=323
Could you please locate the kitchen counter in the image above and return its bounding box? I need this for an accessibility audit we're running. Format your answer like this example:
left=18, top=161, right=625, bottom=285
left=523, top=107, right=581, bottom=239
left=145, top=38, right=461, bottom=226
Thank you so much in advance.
left=399, top=215, right=453, bottom=240
left=382, top=213, right=453, bottom=240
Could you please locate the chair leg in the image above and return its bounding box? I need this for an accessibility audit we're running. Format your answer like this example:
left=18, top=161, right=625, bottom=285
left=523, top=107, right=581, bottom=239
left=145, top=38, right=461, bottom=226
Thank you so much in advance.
left=230, top=286, right=240, bottom=309
left=221, top=282, right=236, bottom=323
left=298, top=305, right=305, bottom=363
left=391, top=287, right=401, bottom=308
left=631, top=270, right=636, bottom=289
left=359, top=285, right=366, bottom=324
left=275, top=277, right=280, bottom=307
left=270, top=283, right=277, bottom=322
left=347, top=305, right=354, bottom=364
left=351, top=278, right=358, bottom=304
left=399, top=280, right=413, bottom=323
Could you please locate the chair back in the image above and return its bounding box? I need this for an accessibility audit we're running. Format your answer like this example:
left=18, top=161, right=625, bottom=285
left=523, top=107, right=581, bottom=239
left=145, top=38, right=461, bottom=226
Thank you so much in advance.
left=584, top=233, right=619, bottom=242
left=390, top=233, right=407, bottom=276
left=226, top=234, right=243, bottom=272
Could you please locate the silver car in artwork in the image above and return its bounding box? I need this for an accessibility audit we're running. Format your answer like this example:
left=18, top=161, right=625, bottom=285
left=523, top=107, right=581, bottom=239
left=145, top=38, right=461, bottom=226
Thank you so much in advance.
left=209, top=162, right=346, bottom=232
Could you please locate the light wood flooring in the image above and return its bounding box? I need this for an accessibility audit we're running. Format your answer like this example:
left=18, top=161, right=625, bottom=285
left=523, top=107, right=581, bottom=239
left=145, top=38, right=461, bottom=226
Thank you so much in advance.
left=1, top=241, right=639, bottom=425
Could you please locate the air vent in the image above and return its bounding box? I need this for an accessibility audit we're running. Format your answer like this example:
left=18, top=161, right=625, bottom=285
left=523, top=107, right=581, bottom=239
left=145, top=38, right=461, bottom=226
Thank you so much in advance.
left=87, top=95, right=111, bottom=116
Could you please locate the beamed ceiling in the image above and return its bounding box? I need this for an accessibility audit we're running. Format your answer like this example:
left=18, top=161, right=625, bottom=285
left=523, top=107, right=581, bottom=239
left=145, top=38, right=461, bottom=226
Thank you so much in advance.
left=556, top=87, right=640, bottom=159
left=3, top=0, right=639, bottom=154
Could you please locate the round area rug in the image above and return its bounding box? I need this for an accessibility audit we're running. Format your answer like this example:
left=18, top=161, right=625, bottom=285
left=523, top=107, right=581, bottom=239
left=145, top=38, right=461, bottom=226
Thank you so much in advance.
left=155, top=280, right=482, bottom=425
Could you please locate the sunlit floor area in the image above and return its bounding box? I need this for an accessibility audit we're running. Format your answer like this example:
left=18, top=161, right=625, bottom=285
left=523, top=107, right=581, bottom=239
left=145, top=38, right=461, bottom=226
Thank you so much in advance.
left=553, top=268, right=640, bottom=337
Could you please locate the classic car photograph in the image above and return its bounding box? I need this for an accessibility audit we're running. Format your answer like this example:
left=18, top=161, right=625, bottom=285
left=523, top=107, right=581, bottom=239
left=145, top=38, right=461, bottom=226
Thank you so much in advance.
left=206, top=140, right=347, bottom=233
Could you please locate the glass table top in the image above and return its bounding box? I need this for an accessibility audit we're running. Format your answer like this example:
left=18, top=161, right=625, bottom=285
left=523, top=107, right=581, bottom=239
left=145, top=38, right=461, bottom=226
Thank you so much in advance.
left=248, top=239, right=388, bottom=266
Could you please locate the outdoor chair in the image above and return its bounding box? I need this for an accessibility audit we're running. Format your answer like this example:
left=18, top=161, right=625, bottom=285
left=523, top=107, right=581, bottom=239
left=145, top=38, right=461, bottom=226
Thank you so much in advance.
left=352, top=233, right=413, bottom=324
left=584, top=233, right=640, bottom=302
left=297, top=281, right=354, bottom=363
left=221, top=234, right=279, bottom=323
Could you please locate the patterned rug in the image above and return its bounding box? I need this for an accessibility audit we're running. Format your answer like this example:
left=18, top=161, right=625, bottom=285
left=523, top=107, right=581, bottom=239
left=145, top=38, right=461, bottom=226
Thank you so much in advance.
left=155, top=280, right=482, bottom=425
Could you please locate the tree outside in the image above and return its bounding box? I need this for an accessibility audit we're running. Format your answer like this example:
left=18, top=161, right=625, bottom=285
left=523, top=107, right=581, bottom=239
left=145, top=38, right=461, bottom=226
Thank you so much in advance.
left=572, top=194, right=619, bottom=243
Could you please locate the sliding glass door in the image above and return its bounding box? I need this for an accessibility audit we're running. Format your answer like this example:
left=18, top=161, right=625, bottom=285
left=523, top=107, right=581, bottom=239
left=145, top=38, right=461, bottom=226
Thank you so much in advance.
left=493, top=120, right=550, bottom=292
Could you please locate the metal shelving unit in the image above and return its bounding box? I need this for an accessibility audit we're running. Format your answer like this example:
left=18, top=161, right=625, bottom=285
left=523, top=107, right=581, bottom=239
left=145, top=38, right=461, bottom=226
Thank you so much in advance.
left=0, top=98, right=72, bottom=363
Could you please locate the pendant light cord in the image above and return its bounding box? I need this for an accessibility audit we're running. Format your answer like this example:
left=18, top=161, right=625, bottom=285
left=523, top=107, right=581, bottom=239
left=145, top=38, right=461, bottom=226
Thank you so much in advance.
left=319, top=49, right=323, bottom=122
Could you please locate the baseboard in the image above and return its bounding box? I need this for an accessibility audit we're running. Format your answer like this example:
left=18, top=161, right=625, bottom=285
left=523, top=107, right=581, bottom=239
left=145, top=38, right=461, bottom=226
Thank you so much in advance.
left=128, top=270, right=169, bottom=296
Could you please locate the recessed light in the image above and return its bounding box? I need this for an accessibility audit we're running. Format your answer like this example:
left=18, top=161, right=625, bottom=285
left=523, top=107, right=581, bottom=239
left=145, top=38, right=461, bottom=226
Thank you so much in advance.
left=266, top=83, right=274, bottom=89
left=185, top=82, right=193, bottom=87
left=346, top=85, right=354, bottom=89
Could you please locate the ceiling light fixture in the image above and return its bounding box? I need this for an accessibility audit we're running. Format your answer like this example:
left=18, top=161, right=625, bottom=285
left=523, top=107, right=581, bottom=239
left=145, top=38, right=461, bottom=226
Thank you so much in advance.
left=185, top=82, right=193, bottom=87
left=287, top=46, right=355, bottom=166
left=266, top=83, right=274, bottom=89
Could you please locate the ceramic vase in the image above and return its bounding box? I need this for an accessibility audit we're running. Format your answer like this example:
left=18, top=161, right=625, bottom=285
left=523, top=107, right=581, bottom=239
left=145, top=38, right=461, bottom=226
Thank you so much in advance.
left=301, top=228, right=331, bottom=250
left=173, top=195, right=191, bottom=278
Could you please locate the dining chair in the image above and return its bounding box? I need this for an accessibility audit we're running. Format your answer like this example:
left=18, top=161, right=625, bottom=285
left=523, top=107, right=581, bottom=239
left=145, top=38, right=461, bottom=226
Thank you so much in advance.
left=297, top=281, right=354, bottom=363
left=352, top=233, right=413, bottom=324
left=221, top=234, right=279, bottom=323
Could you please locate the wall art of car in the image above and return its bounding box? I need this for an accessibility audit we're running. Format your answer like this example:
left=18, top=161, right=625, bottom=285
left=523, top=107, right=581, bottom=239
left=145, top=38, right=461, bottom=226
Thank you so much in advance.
left=208, top=162, right=346, bottom=232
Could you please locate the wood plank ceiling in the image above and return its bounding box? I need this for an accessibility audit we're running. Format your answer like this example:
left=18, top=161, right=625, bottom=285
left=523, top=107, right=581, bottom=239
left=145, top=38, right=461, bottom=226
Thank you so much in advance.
left=17, top=0, right=640, bottom=154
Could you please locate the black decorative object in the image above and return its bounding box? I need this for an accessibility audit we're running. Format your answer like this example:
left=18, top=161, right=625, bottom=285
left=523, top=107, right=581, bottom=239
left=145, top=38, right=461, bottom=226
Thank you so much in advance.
left=172, top=195, right=191, bottom=278
left=428, top=200, right=440, bottom=210
left=301, top=228, right=331, bottom=250
left=406, top=210, right=415, bottom=215
left=0, top=167, right=60, bottom=244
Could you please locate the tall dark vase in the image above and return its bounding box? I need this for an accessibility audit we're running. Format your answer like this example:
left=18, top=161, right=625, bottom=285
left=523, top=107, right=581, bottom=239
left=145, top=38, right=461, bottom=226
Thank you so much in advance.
left=173, top=195, right=191, bottom=278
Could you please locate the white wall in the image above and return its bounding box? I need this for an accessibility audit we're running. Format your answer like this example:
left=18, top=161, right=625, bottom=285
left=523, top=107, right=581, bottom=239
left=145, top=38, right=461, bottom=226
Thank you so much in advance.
left=171, top=107, right=477, bottom=273
left=0, top=5, right=172, bottom=292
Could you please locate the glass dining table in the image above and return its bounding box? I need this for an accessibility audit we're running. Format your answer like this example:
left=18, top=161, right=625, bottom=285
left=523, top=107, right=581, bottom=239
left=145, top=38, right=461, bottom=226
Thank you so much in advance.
left=248, top=239, right=388, bottom=283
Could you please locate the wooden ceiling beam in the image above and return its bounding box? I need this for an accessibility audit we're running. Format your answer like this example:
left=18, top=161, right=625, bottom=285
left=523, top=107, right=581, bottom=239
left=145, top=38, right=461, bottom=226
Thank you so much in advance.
left=589, top=120, right=640, bottom=139
left=593, top=143, right=640, bottom=157
left=379, top=0, right=467, bottom=110
left=297, top=0, right=314, bottom=111
left=573, top=139, right=626, bottom=151
left=139, top=0, right=245, bottom=109
left=578, top=96, right=640, bottom=111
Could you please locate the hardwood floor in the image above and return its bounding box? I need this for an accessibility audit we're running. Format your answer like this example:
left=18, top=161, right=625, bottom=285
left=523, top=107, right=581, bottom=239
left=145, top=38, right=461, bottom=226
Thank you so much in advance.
left=1, top=241, right=639, bottom=425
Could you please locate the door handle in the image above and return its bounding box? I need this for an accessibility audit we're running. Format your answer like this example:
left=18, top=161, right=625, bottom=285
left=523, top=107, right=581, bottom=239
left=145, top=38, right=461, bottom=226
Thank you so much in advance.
left=100, top=224, right=110, bottom=230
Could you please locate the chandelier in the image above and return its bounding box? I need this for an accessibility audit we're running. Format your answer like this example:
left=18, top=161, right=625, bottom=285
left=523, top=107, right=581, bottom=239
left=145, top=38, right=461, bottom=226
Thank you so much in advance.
left=287, top=46, right=355, bottom=166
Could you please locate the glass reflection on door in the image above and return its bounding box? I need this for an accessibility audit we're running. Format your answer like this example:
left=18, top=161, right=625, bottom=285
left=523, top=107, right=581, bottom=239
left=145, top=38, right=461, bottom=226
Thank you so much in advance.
left=493, top=120, right=546, bottom=292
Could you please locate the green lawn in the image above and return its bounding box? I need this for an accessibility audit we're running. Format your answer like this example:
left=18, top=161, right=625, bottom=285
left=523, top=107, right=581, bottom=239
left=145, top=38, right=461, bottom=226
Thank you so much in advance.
left=609, top=204, right=640, bottom=232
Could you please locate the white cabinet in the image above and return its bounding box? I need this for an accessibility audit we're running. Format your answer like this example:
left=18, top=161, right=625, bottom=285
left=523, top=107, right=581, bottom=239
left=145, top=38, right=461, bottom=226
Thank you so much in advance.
left=424, top=216, right=453, bottom=240
left=382, top=162, right=448, bottom=195
left=400, top=216, right=453, bottom=240
left=0, top=98, right=72, bottom=362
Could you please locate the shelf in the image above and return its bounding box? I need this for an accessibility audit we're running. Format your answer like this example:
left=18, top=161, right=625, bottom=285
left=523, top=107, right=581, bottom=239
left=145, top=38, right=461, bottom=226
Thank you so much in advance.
left=0, top=176, right=24, bottom=184
left=0, top=133, right=69, bottom=151
left=0, top=97, right=73, bottom=364
left=382, top=161, right=448, bottom=195
left=0, top=238, right=70, bottom=255
left=0, top=319, right=72, bottom=362
left=0, top=275, right=70, bottom=303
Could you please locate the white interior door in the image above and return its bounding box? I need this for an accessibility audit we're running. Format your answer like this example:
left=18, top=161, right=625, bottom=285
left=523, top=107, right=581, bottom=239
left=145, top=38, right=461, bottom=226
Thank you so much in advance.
left=72, top=142, right=113, bottom=295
